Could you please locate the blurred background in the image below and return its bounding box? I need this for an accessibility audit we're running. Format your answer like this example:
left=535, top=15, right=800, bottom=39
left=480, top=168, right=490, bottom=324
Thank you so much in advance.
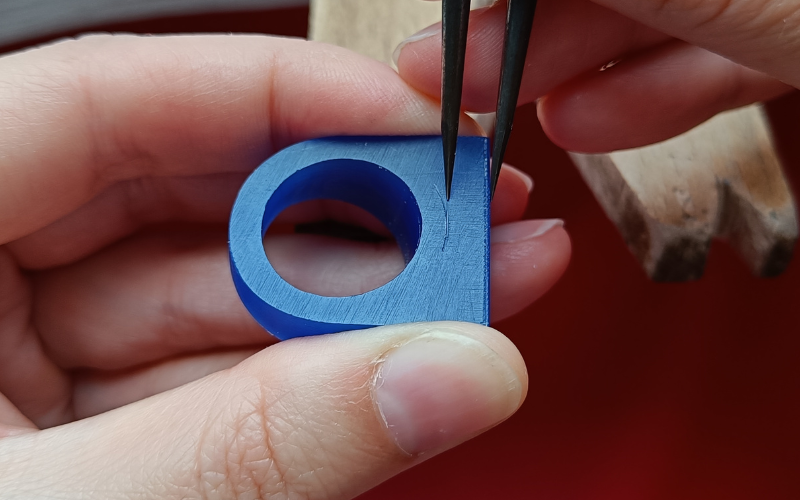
left=2, top=1, right=799, bottom=498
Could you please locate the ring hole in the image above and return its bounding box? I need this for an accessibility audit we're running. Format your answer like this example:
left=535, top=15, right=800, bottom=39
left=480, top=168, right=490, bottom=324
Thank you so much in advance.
left=264, top=201, right=404, bottom=297
left=261, top=159, right=422, bottom=298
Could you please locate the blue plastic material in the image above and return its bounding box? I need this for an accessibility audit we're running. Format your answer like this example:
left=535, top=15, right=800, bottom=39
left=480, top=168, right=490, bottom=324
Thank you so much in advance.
left=229, top=136, right=490, bottom=340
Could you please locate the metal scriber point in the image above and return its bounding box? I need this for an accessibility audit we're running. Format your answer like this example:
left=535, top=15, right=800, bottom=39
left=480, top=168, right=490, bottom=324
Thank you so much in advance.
left=441, top=0, right=471, bottom=200
left=491, top=0, right=538, bottom=198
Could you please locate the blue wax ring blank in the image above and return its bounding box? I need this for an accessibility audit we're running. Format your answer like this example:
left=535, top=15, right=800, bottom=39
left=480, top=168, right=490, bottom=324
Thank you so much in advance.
left=229, top=136, right=490, bottom=340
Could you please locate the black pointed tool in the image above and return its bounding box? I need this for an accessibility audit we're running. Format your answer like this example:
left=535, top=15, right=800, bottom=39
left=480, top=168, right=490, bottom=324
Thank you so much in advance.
left=440, top=0, right=538, bottom=200
left=491, top=0, right=538, bottom=198
left=441, top=0, right=471, bottom=200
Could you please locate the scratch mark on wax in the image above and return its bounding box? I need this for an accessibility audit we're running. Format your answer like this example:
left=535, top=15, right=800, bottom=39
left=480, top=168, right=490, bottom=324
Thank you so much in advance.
left=434, top=184, right=449, bottom=251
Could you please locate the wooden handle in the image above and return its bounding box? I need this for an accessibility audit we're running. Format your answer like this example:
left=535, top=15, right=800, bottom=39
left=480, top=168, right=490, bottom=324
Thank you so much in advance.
left=572, top=106, right=797, bottom=281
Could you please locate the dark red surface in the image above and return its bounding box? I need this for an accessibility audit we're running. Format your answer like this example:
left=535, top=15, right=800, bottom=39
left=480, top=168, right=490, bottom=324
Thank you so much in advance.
left=4, top=7, right=799, bottom=499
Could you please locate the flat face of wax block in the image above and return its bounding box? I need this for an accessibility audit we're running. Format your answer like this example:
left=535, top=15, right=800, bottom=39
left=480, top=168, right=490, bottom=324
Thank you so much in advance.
left=229, top=136, right=490, bottom=340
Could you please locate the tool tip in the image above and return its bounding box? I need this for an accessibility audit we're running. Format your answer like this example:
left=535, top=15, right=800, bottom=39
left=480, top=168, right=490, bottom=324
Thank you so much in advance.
left=490, top=144, right=505, bottom=201
left=443, top=133, right=457, bottom=201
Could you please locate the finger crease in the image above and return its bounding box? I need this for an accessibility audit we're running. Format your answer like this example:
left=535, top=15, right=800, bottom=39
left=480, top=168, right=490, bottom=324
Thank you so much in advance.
left=258, top=383, right=291, bottom=499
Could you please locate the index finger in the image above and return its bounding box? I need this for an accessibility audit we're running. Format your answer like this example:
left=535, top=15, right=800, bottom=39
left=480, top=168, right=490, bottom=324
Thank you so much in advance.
left=0, top=34, right=470, bottom=244
left=591, top=0, right=800, bottom=88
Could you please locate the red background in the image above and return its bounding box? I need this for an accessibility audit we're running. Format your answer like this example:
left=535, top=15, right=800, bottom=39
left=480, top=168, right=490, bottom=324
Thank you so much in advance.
left=4, top=7, right=799, bottom=499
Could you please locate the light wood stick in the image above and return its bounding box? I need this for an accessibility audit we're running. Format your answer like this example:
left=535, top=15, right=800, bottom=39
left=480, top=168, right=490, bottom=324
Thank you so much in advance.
left=309, top=0, right=440, bottom=66
left=571, top=106, right=797, bottom=280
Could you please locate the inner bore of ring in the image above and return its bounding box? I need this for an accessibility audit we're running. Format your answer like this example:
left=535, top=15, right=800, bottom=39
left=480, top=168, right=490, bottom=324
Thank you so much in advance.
left=261, top=159, right=422, bottom=296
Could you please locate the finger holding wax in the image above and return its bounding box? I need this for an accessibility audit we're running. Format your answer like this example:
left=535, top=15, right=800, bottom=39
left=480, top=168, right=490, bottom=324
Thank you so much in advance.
left=0, top=323, right=526, bottom=499
left=398, top=0, right=793, bottom=152
left=591, top=0, right=800, bottom=87
left=0, top=33, right=569, bottom=439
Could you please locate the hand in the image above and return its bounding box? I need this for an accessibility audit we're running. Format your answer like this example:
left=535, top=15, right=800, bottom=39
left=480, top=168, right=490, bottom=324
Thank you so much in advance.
left=0, top=35, right=570, bottom=498
left=395, top=0, right=797, bottom=152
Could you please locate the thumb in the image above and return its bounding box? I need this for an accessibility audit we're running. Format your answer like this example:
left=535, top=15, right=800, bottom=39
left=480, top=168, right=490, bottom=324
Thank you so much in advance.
left=592, top=0, right=800, bottom=87
left=0, top=322, right=526, bottom=499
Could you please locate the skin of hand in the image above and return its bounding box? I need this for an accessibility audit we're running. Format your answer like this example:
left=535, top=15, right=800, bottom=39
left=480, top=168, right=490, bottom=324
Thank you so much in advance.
left=397, top=0, right=798, bottom=153
left=0, top=35, right=571, bottom=498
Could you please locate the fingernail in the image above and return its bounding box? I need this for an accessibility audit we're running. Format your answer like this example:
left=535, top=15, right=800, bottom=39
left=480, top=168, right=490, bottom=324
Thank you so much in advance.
left=492, top=219, right=564, bottom=244
left=392, top=22, right=441, bottom=66
left=503, top=164, right=534, bottom=193
left=373, top=331, right=522, bottom=455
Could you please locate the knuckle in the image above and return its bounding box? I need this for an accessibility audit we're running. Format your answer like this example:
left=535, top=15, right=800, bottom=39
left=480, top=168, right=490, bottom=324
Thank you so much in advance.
left=28, top=35, right=157, bottom=188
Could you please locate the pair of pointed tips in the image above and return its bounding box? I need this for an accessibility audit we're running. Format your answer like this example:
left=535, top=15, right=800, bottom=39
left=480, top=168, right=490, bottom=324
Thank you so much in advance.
left=440, top=0, right=538, bottom=201
left=442, top=138, right=504, bottom=202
